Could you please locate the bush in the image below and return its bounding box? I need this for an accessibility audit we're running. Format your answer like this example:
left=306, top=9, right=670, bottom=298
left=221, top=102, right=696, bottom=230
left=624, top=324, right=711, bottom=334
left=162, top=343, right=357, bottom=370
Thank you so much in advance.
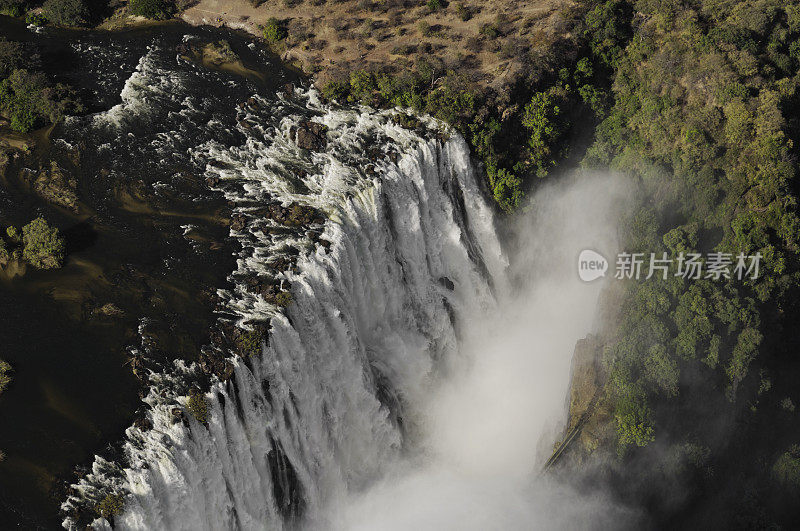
left=479, top=22, right=500, bottom=38
left=0, top=0, right=25, bottom=17
left=426, top=0, right=441, bottom=10
left=614, top=388, right=655, bottom=451
left=275, top=291, right=292, bottom=307
left=488, top=165, right=523, bottom=213
left=128, top=0, right=172, bottom=20
left=522, top=86, right=570, bottom=177
left=0, top=69, right=80, bottom=132
left=42, top=0, right=89, bottom=26
left=24, top=12, right=46, bottom=26
left=22, top=216, right=65, bottom=269
left=773, top=445, right=800, bottom=489
left=263, top=17, right=287, bottom=43
left=95, top=492, right=125, bottom=519
left=187, top=391, right=209, bottom=423
left=0, top=39, right=24, bottom=78
left=417, top=20, right=431, bottom=37
left=5, top=226, right=19, bottom=242
left=321, top=80, right=348, bottom=102
left=0, top=359, right=11, bottom=395
left=235, top=327, right=264, bottom=356
left=455, top=2, right=470, bottom=21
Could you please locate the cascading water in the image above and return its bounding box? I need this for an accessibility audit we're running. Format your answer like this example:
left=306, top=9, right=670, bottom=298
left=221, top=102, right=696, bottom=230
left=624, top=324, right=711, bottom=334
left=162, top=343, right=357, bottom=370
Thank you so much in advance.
left=59, top=36, right=510, bottom=529
left=58, top=30, right=636, bottom=531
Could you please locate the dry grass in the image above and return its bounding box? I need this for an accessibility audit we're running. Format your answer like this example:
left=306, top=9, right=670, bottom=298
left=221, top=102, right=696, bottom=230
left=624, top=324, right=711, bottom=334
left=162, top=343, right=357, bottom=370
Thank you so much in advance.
left=180, top=0, right=573, bottom=90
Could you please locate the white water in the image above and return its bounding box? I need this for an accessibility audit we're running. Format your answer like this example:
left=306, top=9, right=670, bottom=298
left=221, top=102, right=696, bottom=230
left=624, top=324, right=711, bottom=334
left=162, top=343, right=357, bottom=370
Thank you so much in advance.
left=61, top=46, right=633, bottom=530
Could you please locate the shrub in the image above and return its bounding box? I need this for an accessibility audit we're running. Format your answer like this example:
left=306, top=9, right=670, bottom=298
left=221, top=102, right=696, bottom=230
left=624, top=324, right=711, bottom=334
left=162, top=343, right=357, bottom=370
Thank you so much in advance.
left=5, top=226, right=19, bottom=242
left=488, top=165, right=523, bottom=213
left=95, top=492, right=125, bottom=519
left=42, top=0, right=89, bottom=26
left=0, top=359, right=11, bottom=394
left=22, top=216, right=65, bottom=269
left=479, top=22, right=500, bottom=38
left=522, top=86, right=570, bottom=177
left=128, top=0, right=172, bottom=20
left=417, top=20, right=431, bottom=37
left=24, top=12, right=46, bottom=26
left=455, top=2, right=470, bottom=21
left=321, top=80, right=348, bottom=102
left=275, top=291, right=292, bottom=307
left=348, top=70, right=378, bottom=104
left=187, top=391, right=209, bottom=423
left=0, top=0, right=25, bottom=17
left=263, top=17, right=287, bottom=43
left=235, top=327, right=264, bottom=356
left=773, top=445, right=800, bottom=488
left=426, top=0, right=441, bottom=11
left=0, top=69, right=80, bottom=132
left=614, top=388, right=655, bottom=451
left=0, top=39, right=24, bottom=78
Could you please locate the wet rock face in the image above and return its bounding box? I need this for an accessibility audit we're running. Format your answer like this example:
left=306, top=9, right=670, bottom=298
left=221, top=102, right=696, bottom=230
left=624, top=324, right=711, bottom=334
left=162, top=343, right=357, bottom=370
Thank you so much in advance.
left=230, top=213, right=247, bottom=232
left=199, top=349, right=235, bottom=382
left=265, top=202, right=324, bottom=227
left=290, top=121, right=328, bottom=151
left=133, top=416, right=153, bottom=431
left=562, top=335, right=614, bottom=462
left=568, top=335, right=602, bottom=432
left=26, top=161, right=79, bottom=212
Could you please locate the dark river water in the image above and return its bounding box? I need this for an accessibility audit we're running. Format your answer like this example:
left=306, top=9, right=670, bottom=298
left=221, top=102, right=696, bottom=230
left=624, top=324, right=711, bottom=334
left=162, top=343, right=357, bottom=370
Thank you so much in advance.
left=0, top=16, right=298, bottom=527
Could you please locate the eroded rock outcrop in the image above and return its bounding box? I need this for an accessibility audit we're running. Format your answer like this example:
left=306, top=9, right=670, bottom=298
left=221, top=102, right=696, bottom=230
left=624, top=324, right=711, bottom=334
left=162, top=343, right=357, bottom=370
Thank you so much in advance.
left=27, top=161, right=79, bottom=213
left=561, top=334, right=614, bottom=462
left=290, top=121, right=327, bottom=151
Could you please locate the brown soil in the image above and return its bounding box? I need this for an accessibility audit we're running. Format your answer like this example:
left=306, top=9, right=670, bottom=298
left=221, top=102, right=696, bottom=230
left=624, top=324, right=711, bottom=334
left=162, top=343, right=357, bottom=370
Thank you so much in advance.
left=179, top=0, right=575, bottom=89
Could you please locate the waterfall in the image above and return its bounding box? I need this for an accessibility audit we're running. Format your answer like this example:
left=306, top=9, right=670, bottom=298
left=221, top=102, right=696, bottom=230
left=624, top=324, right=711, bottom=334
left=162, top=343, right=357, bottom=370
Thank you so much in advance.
left=59, top=36, right=640, bottom=529
left=60, top=62, right=509, bottom=528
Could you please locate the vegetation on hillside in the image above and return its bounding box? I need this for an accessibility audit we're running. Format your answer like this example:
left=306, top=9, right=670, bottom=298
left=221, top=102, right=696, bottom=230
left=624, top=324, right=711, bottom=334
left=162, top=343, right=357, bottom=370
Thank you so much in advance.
left=42, top=0, right=90, bottom=26
left=128, top=0, right=172, bottom=20
left=327, top=0, right=800, bottom=525
left=556, top=0, right=800, bottom=525
left=0, top=0, right=176, bottom=25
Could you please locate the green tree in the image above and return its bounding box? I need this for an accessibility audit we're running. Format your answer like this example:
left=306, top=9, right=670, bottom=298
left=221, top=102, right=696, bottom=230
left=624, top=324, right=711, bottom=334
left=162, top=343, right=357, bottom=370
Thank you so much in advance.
left=22, top=216, right=65, bottom=269
left=615, top=387, right=656, bottom=450
left=0, top=39, right=24, bottom=78
left=263, top=17, right=287, bottom=43
left=0, top=69, right=81, bottom=132
left=773, top=445, right=800, bottom=489
left=522, top=86, right=569, bottom=177
left=129, top=0, right=171, bottom=20
left=42, top=0, right=89, bottom=26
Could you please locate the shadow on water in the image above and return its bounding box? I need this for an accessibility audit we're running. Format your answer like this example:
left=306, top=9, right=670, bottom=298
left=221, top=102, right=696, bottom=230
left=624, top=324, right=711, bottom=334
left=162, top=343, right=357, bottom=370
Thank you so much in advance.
left=0, top=15, right=300, bottom=527
left=63, top=221, right=99, bottom=255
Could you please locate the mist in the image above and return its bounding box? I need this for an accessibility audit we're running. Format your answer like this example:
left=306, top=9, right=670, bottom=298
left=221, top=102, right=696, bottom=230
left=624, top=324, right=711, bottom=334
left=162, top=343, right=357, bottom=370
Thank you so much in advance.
left=319, top=173, right=639, bottom=530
